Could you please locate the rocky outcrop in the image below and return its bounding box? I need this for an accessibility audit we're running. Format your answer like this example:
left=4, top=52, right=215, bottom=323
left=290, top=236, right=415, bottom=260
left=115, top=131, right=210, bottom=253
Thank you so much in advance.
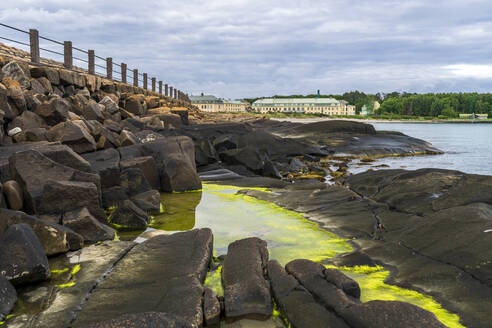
left=71, top=229, right=213, bottom=327
left=222, top=237, right=273, bottom=319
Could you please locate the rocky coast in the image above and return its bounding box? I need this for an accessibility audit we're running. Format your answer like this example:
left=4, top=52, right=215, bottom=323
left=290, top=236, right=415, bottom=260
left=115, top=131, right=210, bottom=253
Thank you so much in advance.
left=0, top=52, right=490, bottom=328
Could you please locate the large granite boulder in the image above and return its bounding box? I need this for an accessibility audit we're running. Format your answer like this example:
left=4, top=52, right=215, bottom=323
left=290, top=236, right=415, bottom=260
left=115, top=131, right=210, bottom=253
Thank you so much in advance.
left=7, top=110, right=47, bottom=131
left=0, top=275, right=16, bottom=321
left=2, top=61, right=30, bottom=89
left=47, top=120, right=97, bottom=154
left=63, top=207, right=116, bottom=243
left=120, top=168, right=152, bottom=197
left=119, top=137, right=201, bottom=192
left=120, top=156, right=160, bottom=190
left=0, top=224, right=50, bottom=285
left=109, top=199, right=149, bottom=229
left=222, top=237, right=272, bottom=319
left=8, top=150, right=103, bottom=220
left=82, top=148, right=121, bottom=189
left=0, top=208, right=83, bottom=255
left=35, top=97, right=70, bottom=126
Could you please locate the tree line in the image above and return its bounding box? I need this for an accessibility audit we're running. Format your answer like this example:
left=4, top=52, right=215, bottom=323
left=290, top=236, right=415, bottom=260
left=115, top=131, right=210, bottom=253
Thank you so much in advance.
left=244, top=91, right=492, bottom=118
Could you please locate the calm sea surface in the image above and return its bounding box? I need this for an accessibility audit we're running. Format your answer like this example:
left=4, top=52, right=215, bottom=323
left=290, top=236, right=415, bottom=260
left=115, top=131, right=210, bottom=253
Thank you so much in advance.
left=274, top=119, right=492, bottom=176
left=371, top=122, right=492, bottom=176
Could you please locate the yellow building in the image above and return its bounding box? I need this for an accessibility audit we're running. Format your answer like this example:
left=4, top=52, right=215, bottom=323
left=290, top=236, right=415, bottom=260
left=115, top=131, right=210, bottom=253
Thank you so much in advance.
left=190, top=94, right=248, bottom=113
left=252, top=98, right=356, bottom=116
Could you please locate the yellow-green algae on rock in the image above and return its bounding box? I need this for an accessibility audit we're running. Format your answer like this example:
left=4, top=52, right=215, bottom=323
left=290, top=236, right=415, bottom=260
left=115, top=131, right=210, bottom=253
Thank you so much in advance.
left=153, top=184, right=464, bottom=328
left=326, top=265, right=465, bottom=328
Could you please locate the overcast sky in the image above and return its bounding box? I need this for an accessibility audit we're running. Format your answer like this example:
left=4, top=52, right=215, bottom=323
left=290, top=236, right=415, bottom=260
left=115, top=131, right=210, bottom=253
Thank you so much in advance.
left=1, top=0, right=492, bottom=98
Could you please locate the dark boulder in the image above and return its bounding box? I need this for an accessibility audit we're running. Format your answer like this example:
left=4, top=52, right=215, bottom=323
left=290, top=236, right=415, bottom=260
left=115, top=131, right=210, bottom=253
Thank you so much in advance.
left=35, top=97, right=70, bottom=126
left=120, top=156, right=160, bottom=190
left=7, top=110, right=47, bottom=131
left=120, top=168, right=152, bottom=197
left=13, top=127, right=48, bottom=143
left=0, top=208, right=82, bottom=255
left=9, top=150, right=102, bottom=219
left=267, top=260, right=350, bottom=328
left=102, top=186, right=129, bottom=208
left=213, top=134, right=238, bottom=153
left=0, top=275, right=17, bottom=321
left=82, top=148, right=121, bottom=189
left=63, top=207, right=116, bottom=243
left=120, top=137, right=201, bottom=192
left=195, top=139, right=219, bottom=166
left=222, top=237, right=272, bottom=319
left=131, top=190, right=161, bottom=213
left=47, top=120, right=97, bottom=154
left=0, top=223, right=50, bottom=285
left=38, top=180, right=105, bottom=222
left=109, top=200, right=149, bottom=229
left=30, top=66, right=60, bottom=85
left=82, top=312, right=193, bottom=328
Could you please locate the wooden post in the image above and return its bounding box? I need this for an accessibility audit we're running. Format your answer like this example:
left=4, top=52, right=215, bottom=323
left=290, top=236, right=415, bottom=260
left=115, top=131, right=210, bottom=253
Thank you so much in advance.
left=106, top=57, right=112, bottom=80
left=174, top=88, right=177, bottom=99
left=29, top=29, right=40, bottom=64
left=133, top=69, right=138, bottom=87
left=88, top=50, right=95, bottom=75
left=143, top=73, right=148, bottom=90
left=165, top=84, right=168, bottom=96
left=159, top=81, right=162, bottom=94
left=152, top=77, right=156, bottom=92
left=64, top=41, right=72, bottom=69
left=169, top=86, right=173, bottom=98
left=121, top=63, right=127, bottom=84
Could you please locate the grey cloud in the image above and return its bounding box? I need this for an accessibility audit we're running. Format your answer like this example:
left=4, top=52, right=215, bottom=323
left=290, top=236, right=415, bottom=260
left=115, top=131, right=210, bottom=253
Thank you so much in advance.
left=1, top=0, right=492, bottom=98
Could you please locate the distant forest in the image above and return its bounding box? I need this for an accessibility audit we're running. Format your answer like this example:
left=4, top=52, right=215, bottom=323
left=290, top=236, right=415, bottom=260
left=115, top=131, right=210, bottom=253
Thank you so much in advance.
left=244, top=91, right=492, bottom=118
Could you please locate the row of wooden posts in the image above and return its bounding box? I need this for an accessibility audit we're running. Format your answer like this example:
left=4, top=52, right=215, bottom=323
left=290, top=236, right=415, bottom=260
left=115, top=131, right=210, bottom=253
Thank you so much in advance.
left=27, top=29, right=187, bottom=101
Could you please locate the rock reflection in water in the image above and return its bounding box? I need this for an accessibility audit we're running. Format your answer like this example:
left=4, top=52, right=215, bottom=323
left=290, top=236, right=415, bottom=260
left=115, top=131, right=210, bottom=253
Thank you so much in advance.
left=150, top=190, right=203, bottom=231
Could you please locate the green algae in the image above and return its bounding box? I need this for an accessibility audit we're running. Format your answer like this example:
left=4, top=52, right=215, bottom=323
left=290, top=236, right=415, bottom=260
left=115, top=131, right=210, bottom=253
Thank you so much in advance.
left=204, top=265, right=223, bottom=297
left=327, top=265, right=465, bottom=328
left=50, top=268, right=69, bottom=274
left=150, top=183, right=464, bottom=327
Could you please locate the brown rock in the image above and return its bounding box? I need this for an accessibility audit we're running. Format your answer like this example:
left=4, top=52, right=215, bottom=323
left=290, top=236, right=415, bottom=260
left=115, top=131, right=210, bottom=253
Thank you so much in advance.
left=119, top=129, right=139, bottom=146
left=47, top=120, right=97, bottom=154
left=3, top=180, right=23, bottom=210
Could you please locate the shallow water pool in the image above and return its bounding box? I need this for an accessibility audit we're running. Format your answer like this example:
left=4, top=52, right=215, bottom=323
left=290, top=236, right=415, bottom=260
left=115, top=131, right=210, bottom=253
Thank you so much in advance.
left=149, top=184, right=465, bottom=328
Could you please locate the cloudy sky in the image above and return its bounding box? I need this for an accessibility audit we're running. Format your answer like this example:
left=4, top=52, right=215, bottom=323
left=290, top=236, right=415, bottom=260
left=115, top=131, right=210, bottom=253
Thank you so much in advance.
left=1, top=0, right=492, bottom=98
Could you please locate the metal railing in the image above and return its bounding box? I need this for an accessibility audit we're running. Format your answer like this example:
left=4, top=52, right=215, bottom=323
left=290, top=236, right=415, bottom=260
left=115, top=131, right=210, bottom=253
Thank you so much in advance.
left=0, top=22, right=189, bottom=101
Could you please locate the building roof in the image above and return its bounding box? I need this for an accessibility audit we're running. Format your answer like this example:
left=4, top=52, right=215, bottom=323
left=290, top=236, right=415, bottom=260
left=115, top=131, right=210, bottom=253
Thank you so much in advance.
left=189, top=95, right=223, bottom=104
left=223, top=99, right=244, bottom=105
left=252, top=98, right=342, bottom=106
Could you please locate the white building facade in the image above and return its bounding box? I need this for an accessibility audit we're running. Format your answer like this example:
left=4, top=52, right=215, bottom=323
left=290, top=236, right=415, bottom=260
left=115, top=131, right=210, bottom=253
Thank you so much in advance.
left=252, top=98, right=356, bottom=116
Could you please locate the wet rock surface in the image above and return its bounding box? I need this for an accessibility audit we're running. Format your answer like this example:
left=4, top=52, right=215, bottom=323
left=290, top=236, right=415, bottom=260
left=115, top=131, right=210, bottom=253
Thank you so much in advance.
left=222, top=237, right=273, bottom=319
left=71, top=228, right=213, bottom=327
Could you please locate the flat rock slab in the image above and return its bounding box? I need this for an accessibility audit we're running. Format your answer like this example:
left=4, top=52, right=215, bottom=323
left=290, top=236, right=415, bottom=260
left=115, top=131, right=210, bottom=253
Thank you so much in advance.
left=222, top=237, right=273, bottom=320
left=72, top=228, right=213, bottom=328
left=82, top=312, right=193, bottom=328
left=7, top=241, right=135, bottom=328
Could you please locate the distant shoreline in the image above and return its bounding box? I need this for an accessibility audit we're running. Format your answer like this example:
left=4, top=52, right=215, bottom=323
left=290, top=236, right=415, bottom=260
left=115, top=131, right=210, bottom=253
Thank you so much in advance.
left=269, top=117, right=492, bottom=124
